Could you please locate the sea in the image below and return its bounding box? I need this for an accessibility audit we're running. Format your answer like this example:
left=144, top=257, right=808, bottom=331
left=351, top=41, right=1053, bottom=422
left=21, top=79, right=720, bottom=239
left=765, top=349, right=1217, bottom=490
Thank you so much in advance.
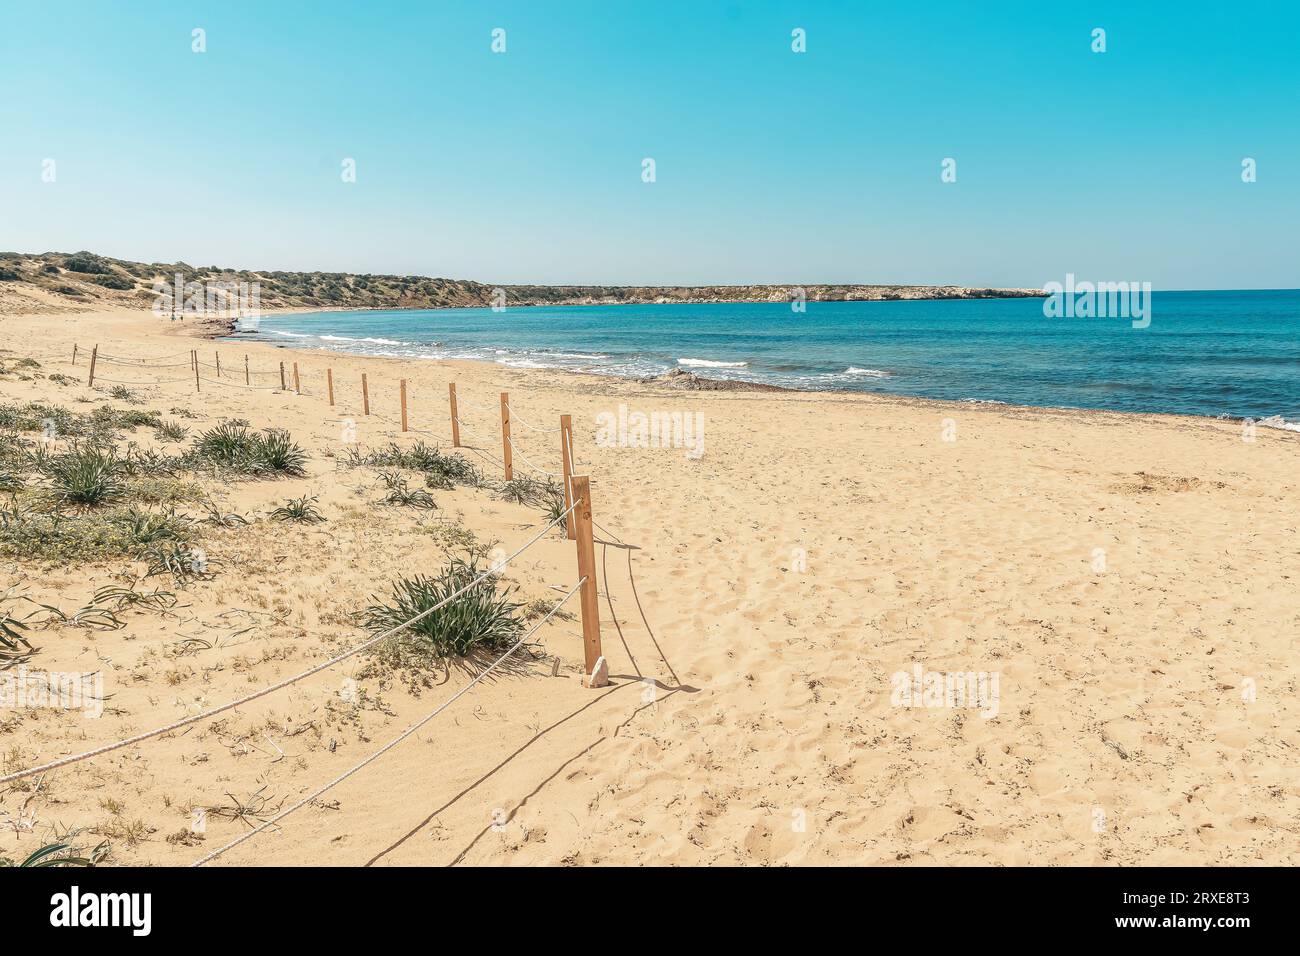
left=229, top=290, right=1300, bottom=425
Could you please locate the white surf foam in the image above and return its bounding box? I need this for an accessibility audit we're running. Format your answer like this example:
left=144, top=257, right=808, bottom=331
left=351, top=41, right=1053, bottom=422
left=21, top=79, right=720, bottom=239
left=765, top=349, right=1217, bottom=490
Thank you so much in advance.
left=844, top=366, right=891, bottom=378
left=678, top=357, right=748, bottom=368
left=1256, top=415, right=1300, bottom=432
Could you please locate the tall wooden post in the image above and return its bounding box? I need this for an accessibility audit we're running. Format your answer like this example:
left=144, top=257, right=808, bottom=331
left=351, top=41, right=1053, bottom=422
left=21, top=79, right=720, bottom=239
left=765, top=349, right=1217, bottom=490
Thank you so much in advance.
left=244, top=355, right=250, bottom=385
left=361, top=373, right=370, bottom=415
left=327, top=368, right=335, bottom=406
left=215, top=352, right=221, bottom=377
left=559, top=414, right=577, bottom=540
left=86, top=346, right=98, bottom=387
left=570, top=475, right=606, bottom=687
left=448, top=383, right=461, bottom=447
left=500, top=392, right=513, bottom=480
left=72, top=344, right=78, bottom=366
left=400, top=379, right=409, bottom=431
left=193, top=350, right=201, bottom=392
left=279, top=362, right=286, bottom=391
left=292, top=362, right=301, bottom=394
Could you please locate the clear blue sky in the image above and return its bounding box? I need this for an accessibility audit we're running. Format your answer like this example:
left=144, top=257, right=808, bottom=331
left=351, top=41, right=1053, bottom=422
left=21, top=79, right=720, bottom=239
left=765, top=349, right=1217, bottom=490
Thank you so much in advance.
left=1, top=1, right=1295, bottom=289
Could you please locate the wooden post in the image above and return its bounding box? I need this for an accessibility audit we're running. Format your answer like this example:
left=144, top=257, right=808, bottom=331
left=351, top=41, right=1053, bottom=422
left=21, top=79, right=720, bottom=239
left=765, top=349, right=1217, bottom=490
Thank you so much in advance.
left=244, top=355, right=250, bottom=385
left=559, top=414, right=577, bottom=540
left=86, top=346, right=98, bottom=387
left=570, top=475, right=606, bottom=687
left=400, top=379, right=408, bottom=431
left=327, top=368, right=335, bottom=405
left=72, top=344, right=78, bottom=366
left=448, top=383, right=461, bottom=447
left=193, top=350, right=201, bottom=393
left=292, top=362, right=301, bottom=394
left=500, top=392, right=513, bottom=481
left=215, top=352, right=221, bottom=377
left=279, top=362, right=286, bottom=391
left=361, top=373, right=370, bottom=415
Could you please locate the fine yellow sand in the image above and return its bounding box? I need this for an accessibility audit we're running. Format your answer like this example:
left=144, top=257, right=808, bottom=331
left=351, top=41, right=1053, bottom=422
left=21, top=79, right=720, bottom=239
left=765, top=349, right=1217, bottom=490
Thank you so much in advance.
left=2, top=304, right=1297, bottom=866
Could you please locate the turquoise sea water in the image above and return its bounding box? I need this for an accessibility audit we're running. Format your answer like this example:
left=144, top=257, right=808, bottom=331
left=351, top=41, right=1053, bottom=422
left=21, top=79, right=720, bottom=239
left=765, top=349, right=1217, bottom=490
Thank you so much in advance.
left=233, top=291, right=1300, bottom=423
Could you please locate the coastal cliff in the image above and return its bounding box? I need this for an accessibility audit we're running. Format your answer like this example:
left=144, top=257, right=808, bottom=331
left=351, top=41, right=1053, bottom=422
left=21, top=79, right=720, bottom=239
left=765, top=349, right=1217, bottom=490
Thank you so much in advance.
left=0, top=250, right=1043, bottom=317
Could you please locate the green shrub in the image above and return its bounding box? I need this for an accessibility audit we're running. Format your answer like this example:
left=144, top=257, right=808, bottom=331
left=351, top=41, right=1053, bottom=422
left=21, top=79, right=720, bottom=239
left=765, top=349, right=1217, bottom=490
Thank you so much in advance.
left=0, top=501, right=195, bottom=562
left=254, top=429, right=308, bottom=474
left=0, top=842, right=101, bottom=867
left=345, top=441, right=480, bottom=486
left=62, top=253, right=111, bottom=275
left=1, top=592, right=32, bottom=653
left=269, top=494, right=325, bottom=523
left=495, top=476, right=561, bottom=508
left=363, top=556, right=523, bottom=663
left=191, top=422, right=306, bottom=475
left=379, top=472, right=437, bottom=509
left=44, top=446, right=124, bottom=507
left=86, top=273, right=134, bottom=290
left=144, top=541, right=214, bottom=583
left=154, top=421, right=189, bottom=443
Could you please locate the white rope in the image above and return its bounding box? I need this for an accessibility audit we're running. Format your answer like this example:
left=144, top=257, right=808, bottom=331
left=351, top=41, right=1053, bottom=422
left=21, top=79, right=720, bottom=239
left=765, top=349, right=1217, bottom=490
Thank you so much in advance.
left=0, top=501, right=580, bottom=788
left=504, top=402, right=554, bottom=434
left=191, top=577, right=586, bottom=866
left=92, top=375, right=192, bottom=386
left=506, top=435, right=564, bottom=478
left=453, top=394, right=497, bottom=414
left=201, top=375, right=285, bottom=391
left=460, top=443, right=507, bottom=471
left=97, top=357, right=193, bottom=369
left=94, top=349, right=194, bottom=364
left=452, top=416, right=488, bottom=439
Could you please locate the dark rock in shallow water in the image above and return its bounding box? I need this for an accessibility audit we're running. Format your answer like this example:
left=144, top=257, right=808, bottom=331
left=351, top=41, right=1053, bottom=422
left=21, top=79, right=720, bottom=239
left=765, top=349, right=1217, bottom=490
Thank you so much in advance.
left=639, top=367, right=794, bottom=392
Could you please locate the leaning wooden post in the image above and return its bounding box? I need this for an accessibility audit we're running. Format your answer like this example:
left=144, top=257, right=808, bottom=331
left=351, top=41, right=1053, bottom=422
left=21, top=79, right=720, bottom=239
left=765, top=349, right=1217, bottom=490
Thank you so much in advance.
left=361, top=373, right=370, bottom=415
left=570, top=475, right=606, bottom=687
left=559, top=414, right=577, bottom=540
left=244, top=355, right=250, bottom=385
left=292, top=362, right=301, bottom=394
left=215, top=351, right=221, bottom=378
left=326, top=368, right=335, bottom=406
left=86, top=346, right=98, bottom=387
left=448, top=383, right=461, bottom=447
left=193, top=350, right=201, bottom=393
left=72, top=344, right=78, bottom=366
left=400, top=379, right=409, bottom=431
left=279, top=362, right=286, bottom=391
left=500, top=392, right=513, bottom=480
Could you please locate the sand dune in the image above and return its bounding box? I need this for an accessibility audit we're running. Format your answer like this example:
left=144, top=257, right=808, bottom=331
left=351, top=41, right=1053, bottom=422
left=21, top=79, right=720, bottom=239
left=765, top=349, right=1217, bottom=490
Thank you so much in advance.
left=1, top=305, right=1296, bottom=866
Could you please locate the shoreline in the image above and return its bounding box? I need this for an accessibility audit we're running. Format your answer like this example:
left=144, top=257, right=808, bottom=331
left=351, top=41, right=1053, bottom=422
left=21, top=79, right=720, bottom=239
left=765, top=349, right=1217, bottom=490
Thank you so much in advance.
left=175, top=311, right=1300, bottom=432
left=3, top=303, right=1298, bottom=866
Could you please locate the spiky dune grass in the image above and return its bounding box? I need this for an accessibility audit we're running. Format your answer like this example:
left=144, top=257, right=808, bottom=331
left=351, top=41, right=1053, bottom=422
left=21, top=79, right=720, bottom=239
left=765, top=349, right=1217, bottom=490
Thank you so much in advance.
left=0, top=336, right=587, bottom=867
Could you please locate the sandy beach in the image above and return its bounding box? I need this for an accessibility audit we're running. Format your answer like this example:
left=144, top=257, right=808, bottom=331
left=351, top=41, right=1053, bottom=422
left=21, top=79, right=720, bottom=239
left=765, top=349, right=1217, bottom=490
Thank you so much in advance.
left=2, top=303, right=1297, bottom=867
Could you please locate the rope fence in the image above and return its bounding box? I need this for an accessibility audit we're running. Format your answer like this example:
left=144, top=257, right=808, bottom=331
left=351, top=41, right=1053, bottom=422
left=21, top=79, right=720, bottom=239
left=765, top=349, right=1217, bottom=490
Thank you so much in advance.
left=191, top=576, right=587, bottom=866
left=75, top=343, right=576, bottom=482
left=5, top=340, right=637, bottom=865
left=0, top=501, right=585, bottom=789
